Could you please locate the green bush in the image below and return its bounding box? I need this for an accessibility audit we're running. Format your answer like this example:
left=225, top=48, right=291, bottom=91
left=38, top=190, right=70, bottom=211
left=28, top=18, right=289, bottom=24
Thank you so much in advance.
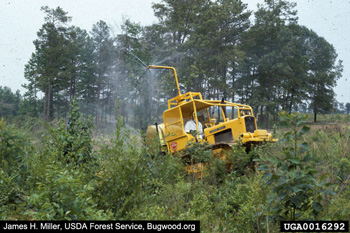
left=337, top=158, right=350, bottom=183
left=256, top=111, right=334, bottom=221
left=0, top=169, right=25, bottom=219
left=93, top=111, right=151, bottom=218
left=26, top=163, right=108, bottom=220
left=0, top=118, right=31, bottom=174
left=0, top=119, right=30, bottom=219
left=46, top=99, right=93, bottom=164
left=18, top=99, right=103, bottom=220
left=323, top=185, right=350, bottom=220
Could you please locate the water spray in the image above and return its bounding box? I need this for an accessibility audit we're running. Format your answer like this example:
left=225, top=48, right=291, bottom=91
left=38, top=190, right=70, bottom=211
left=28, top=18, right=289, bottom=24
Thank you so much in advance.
left=126, top=48, right=148, bottom=68
left=147, top=65, right=181, bottom=97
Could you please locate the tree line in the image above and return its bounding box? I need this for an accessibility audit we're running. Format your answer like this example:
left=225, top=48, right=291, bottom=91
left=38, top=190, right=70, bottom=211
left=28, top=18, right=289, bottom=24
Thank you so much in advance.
left=2, top=0, right=345, bottom=128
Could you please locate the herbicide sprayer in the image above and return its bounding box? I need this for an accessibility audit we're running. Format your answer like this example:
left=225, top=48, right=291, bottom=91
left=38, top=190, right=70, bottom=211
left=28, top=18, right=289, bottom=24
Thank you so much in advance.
left=145, top=65, right=277, bottom=175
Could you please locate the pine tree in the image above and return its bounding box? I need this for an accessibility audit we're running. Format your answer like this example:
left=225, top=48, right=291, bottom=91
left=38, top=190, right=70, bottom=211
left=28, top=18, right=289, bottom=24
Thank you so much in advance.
left=305, top=30, right=343, bottom=122
left=24, top=6, right=71, bottom=122
left=90, top=20, right=115, bottom=124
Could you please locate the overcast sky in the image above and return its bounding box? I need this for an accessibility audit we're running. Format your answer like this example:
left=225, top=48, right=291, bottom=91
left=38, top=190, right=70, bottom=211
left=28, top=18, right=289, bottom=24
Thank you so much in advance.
left=0, top=0, right=349, bottom=104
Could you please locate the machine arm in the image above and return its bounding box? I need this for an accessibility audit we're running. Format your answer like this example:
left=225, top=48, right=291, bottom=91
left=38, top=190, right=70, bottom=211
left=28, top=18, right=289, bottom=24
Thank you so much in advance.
left=147, top=65, right=181, bottom=97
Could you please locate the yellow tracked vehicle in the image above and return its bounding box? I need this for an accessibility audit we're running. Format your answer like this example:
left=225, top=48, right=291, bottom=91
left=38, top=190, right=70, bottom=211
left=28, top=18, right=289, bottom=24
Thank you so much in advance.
left=146, top=65, right=277, bottom=174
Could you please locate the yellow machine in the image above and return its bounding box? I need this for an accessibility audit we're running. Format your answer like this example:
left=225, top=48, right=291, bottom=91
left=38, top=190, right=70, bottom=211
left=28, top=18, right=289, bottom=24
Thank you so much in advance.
left=146, top=65, right=277, bottom=174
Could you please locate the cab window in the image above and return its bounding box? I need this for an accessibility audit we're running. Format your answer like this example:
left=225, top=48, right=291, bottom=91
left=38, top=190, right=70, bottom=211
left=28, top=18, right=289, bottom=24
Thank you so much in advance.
left=208, top=105, right=222, bottom=122
left=239, top=109, right=252, bottom=117
left=225, top=106, right=238, bottom=120
left=197, top=108, right=210, bottom=125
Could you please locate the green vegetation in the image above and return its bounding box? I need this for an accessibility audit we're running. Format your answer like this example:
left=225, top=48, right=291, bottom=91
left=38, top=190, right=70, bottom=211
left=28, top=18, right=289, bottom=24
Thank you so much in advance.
left=256, top=112, right=333, bottom=221
left=1, top=102, right=349, bottom=232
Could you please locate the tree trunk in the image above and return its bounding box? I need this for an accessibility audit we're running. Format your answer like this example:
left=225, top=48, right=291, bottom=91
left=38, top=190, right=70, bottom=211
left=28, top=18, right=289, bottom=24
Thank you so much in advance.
left=314, top=105, right=317, bottom=122
left=34, top=86, right=38, bottom=117
left=69, top=76, right=73, bottom=102
left=260, top=105, right=264, bottom=123
left=57, top=104, right=60, bottom=120
left=43, top=84, right=48, bottom=122
left=47, top=83, right=51, bottom=122
left=231, top=65, right=235, bottom=119
left=288, top=90, right=294, bottom=114
left=314, top=112, right=317, bottom=122
left=96, top=81, right=100, bottom=124
left=101, top=91, right=105, bottom=124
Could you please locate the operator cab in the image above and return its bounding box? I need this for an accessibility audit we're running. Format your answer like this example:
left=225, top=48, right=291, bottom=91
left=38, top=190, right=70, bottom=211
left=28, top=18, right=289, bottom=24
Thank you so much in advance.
left=161, top=91, right=260, bottom=153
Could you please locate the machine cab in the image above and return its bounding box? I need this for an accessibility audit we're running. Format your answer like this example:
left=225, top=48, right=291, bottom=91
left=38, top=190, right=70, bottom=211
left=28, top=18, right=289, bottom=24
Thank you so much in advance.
left=162, top=91, right=266, bottom=153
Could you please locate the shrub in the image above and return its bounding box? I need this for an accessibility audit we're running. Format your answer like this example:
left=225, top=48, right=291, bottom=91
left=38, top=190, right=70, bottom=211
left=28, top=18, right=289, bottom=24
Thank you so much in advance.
left=26, top=163, right=108, bottom=220
left=92, top=110, right=152, bottom=218
left=47, top=99, right=93, bottom=164
left=256, top=111, right=334, bottom=221
left=337, top=158, right=350, bottom=183
left=323, top=185, right=350, bottom=220
left=0, top=169, right=25, bottom=219
left=0, top=118, right=31, bottom=174
left=23, top=99, right=103, bottom=220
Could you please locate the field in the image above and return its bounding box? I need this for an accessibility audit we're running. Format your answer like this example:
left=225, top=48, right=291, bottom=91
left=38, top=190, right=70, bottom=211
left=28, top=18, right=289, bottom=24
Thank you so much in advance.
left=1, top=106, right=350, bottom=232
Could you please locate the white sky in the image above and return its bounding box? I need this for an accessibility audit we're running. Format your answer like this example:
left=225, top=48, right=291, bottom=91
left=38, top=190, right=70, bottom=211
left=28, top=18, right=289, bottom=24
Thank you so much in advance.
left=0, top=0, right=349, bottom=104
